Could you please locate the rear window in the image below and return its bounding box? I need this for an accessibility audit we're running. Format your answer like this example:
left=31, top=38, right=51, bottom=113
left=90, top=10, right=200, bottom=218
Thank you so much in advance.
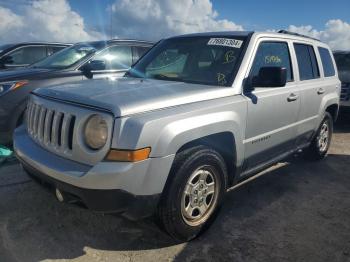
left=318, top=47, right=336, bottom=77
left=294, top=44, right=320, bottom=81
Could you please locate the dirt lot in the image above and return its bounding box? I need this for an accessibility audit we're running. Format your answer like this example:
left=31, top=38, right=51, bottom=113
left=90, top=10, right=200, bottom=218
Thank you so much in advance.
left=1, top=112, right=350, bottom=262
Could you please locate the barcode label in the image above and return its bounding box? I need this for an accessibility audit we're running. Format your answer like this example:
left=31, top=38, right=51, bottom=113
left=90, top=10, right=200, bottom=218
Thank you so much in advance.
left=207, top=38, right=243, bottom=48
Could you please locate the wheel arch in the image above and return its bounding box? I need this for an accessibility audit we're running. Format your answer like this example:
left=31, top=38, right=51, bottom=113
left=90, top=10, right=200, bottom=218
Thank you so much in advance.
left=175, top=132, right=238, bottom=187
left=325, top=103, right=339, bottom=122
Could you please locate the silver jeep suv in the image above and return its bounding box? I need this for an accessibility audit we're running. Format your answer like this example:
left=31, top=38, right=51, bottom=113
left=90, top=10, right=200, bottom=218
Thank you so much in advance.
left=14, top=31, right=340, bottom=241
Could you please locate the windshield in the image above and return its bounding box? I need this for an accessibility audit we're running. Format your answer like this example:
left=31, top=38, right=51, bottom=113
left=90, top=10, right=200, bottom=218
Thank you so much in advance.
left=334, top=53, right=350, bottom=71
left=128, top=36, right=247, bottom=86
left=0, top=44, right=14, bottom=54
left=31, top=43, right=97, bottom=69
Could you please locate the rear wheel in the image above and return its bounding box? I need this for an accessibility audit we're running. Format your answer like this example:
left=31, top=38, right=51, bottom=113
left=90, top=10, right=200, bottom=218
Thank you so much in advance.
left=306, top=112, right=333, bottom=160
left=156, top=146, right=227, bottom=242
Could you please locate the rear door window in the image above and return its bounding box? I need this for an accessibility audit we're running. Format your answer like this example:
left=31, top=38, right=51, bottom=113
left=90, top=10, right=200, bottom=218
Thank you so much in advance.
left=250, top=41, right=293, bottom=83
left=318, top=47, right=336, bottom=77
left=294, top=44, right=320, bottom=81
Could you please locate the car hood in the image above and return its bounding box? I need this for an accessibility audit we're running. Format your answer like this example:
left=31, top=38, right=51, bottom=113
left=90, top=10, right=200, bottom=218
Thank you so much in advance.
left=338, top=70, right=350, bottom=83
left=0, top=67, right=54, bottom=81
left=34, top=77, right=232, bottom=117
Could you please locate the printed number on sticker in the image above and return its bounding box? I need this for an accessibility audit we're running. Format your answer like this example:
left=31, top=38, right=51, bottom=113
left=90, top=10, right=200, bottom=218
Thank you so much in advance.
left=208, top=38, right=243, bottom=48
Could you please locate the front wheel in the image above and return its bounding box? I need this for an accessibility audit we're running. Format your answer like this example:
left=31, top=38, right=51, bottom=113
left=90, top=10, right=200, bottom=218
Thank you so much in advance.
left=156, top=146, right=227, bottom=242
left=305, top=112, right=333, bottom=160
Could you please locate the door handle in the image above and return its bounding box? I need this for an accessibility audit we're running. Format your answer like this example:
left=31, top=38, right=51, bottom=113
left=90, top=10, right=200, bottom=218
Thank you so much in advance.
left=287, top=93, right=299, bottom=102
left=317, top=88, right=325, bottom=95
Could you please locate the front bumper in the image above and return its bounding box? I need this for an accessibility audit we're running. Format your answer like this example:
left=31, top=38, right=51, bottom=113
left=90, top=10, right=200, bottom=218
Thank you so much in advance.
left=14, top=126, right=175, bottom=219
left=0, top=130, right=12, bottom=145
left=20, top=157, right=160, bottom=219
left=0, top=96, right=27, bottom=145
left=0, top=107, right=15, bottom=145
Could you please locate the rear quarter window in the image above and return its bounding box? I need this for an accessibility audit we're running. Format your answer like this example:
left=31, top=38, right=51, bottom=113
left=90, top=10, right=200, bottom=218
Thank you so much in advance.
left=318, top=47, right=336, bottom=77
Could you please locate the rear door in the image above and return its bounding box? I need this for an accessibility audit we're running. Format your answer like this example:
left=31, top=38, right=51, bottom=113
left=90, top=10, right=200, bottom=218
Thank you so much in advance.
left=243, top=39, right=300, bottom=169
left=293, top=43, right=336, bottom=146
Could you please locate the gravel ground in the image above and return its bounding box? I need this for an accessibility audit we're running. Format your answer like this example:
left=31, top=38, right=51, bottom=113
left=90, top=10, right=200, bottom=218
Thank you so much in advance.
left=0, top=112, right=349, bottom=262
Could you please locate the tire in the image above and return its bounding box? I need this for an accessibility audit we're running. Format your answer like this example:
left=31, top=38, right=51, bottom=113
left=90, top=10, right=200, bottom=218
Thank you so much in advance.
left=156, top=145, right=228, bottom=242
left=305, top=112, right=333, bottom=160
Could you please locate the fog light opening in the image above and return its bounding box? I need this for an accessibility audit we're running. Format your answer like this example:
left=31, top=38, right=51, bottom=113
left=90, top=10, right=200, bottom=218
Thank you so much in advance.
left=55, top=188, right=65, bottom=202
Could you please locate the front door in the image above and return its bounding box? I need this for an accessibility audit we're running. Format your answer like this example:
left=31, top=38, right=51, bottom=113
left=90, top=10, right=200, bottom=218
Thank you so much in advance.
left=243, top=40, right=300, bottom=170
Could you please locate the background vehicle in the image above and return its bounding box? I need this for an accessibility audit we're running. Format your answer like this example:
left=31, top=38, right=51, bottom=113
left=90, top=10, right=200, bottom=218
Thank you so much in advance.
left=0, top=39, right=153, bottom=145
left=0, top=42, right=70, bottom=70
left=14, top=31, right=340, bottom=241
left=333, top=51, right=350, bottom=107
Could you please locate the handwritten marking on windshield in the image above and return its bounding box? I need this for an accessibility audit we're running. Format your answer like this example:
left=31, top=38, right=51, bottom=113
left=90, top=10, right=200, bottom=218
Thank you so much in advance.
left=217, top=73, right=227, bottom=85
left=223, top=50, right=236, bottom=64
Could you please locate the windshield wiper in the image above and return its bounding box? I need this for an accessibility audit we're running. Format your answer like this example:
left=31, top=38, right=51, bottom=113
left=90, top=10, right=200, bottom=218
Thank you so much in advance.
left=152, top=74, right=184, bottom=82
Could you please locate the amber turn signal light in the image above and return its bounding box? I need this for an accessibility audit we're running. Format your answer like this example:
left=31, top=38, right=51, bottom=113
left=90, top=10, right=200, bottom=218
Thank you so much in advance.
left=12, top=81, right=29, bottom=90
left=105, top=147, right=151, bottom=162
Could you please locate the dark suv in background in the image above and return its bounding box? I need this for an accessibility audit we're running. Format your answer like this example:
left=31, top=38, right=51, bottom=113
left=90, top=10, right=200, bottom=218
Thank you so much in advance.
left=0, top=39, right=153, bottom=145
left=334, top=51, right=350, bottom=107
left=0, top=42, right=70, bottom=70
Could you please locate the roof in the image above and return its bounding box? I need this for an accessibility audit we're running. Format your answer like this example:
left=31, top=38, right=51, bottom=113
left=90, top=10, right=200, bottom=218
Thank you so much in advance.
left=4, top=42, right=71, bottom=46
left=333, top=51, right=350, bottom=54
left=74, top=39, right=154, bottom=49
left=108, top=39, right=154, bottom=45
left=169, top=31, right=253, bottom=39
left=167, top=30, right=326, bottom=45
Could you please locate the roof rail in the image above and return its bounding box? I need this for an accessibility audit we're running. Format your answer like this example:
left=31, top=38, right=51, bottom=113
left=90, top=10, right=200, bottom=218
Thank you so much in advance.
left=278, top=30, right=320, bottom=41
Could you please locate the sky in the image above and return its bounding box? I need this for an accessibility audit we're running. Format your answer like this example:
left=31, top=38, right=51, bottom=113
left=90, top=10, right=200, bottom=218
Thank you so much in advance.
left=0, top=0, right=350, bottom=50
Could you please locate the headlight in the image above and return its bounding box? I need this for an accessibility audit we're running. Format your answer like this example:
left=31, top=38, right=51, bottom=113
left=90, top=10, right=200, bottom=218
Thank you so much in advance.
left=84, top=114, right=108, bottom=150
left=0, top=80, right=28, bottom=96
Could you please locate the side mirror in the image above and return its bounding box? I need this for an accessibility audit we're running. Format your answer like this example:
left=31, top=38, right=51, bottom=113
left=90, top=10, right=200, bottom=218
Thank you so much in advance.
left=252, top=67, right=287, bottom=88
left=80, top=60, right=106, bottom=78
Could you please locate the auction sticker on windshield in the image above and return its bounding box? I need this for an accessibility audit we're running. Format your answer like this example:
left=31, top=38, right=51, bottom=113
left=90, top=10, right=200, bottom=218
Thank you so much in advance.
left=207, top=38, right=243, bottom=48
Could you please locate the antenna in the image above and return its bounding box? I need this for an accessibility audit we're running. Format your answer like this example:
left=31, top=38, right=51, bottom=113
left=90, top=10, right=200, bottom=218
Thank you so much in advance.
left=110, top=0, right=113, bottom=39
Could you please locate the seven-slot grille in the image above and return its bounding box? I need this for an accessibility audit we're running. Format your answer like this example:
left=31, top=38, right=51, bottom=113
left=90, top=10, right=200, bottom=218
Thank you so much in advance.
left=26, top=101, right=75, bottom=152
left=341, top=82, right=350, bottom=101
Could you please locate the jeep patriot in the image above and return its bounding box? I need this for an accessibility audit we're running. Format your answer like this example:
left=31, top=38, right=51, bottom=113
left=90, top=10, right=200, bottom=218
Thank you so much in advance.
left=14, top=31, right=340, bottom=241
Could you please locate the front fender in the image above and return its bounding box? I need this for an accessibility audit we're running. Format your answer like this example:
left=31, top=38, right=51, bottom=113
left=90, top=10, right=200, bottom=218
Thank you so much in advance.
left=152, top=111, right=244, bottom=163
left=112, top=96, right=247, bottom=167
